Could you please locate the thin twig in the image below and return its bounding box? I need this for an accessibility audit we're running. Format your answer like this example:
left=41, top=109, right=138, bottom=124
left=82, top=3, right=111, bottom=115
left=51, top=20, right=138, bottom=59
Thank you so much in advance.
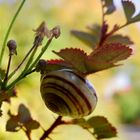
left=40, top=116, right=63, bottom=140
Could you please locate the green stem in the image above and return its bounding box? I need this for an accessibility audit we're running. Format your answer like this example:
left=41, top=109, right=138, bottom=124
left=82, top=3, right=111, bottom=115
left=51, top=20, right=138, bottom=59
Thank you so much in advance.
left=26, top=37, right=53, bottom=73
left=2, top=54, right=12, bottom=89
left=6, top=37, right=53, bottom=90
left=0, top=0, right=26, bottom=66
left=8, top=44, right=36, bottom=80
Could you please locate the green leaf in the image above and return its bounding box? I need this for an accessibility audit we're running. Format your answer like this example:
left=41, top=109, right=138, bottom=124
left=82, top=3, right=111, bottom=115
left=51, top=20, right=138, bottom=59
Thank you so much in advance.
left=87, top=116, right=117, bottom=139
left=122, top=0, right=135, bottom=23
left=102, top=0, right=116, bottom=14
left=25, top=120, right=40, bottom=130
left=105, top=34, right=133, bottom=45
left=53, top=48, right=88, bottom=73
left=72, top=118, right=91, bottom=129
left=71, top=30, right=99, bottom=48
left=6, top=115, right=20, bottom=132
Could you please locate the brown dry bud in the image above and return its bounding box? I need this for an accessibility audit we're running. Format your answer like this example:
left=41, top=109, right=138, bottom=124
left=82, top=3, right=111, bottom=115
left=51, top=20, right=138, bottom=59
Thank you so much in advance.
left=7, top=40, right=17, bottom=55
left=34, top=21, right=51, bottom=39
left=51, top=25, right=61, bottom=39
left=36, top=59, right=47, bottom=74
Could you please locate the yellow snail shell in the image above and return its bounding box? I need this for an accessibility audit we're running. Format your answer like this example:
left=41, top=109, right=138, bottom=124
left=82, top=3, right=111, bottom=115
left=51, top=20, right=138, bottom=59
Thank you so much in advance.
left=40, top=69, right=97, bottom=118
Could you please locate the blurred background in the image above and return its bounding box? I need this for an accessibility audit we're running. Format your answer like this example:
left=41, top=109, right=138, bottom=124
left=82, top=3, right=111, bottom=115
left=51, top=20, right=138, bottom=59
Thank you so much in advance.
left=0, top=0, right=140, bottom=140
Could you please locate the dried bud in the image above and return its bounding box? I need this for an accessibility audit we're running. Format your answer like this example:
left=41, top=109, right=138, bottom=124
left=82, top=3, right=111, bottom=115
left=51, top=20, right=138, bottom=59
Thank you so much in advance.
left=36, top=59, right=47, bottom=74
left=34, top=21, right=51, bottom=39
left=51, top=26, right=61, bottom=39
left=7, top=40, right=17, bottom=55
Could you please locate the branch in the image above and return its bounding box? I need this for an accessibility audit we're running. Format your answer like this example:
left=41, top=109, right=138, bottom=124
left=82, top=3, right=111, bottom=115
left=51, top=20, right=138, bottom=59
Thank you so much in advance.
left=40, top=116, right=63, bottom=140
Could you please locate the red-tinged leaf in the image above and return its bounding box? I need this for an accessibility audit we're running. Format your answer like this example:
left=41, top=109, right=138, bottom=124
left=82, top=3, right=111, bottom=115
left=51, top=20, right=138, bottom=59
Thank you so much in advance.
left=85, top=43, right=132, bottom=73
left=25, top=120, right=40, bottom=130
left=122, top=0, right=135, bottom=23
left=90, top=43, right=132, bottom=63
left=6, top=115, right=20, bottom=132
left=102, top=0, right=116, bottom=15
left=39, top=59, right=72, bottom=75
left=87, top=116, right=117, bottom=139
left=18, top=104, right=31, bottom=123
left=53, top=48, right=88, bottom=73
left=105, top=34, right=134, bottom=45
left=71, top=30, right=99, bottom=48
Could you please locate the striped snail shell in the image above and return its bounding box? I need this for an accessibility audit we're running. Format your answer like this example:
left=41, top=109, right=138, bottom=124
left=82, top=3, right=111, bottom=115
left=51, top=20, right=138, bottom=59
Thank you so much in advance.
left=40, top=69, right=97, bottom=118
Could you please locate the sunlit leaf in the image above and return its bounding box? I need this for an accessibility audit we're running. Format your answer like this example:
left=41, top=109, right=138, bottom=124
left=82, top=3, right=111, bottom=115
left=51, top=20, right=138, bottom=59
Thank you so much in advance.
left=86, top=43, right=132, bottom=73
left=102, top=0, right=116, bottom=14
left=105, top=34, right=133, bottom=45
left=53, top=48, right=88, bottom=73
left=54, top=43, right=132, bottom=74
left=87, top=116, right=117, bottom=139
left=71, top=30, right=98, bottom=48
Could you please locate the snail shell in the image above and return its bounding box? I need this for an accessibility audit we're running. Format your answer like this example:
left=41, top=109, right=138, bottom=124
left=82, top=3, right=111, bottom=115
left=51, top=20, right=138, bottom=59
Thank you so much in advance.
left=40, top=69, right=97, bottom=118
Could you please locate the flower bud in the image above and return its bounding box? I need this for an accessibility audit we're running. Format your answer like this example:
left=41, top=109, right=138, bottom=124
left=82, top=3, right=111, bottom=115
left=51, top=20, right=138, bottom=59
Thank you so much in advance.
left=7, top=40, right=17, bottom=55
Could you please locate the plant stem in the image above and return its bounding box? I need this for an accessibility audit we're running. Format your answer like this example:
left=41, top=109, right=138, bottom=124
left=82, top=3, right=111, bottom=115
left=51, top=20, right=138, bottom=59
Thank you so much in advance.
left=40, top=116, right=63, bottom=140
left=6, top=37, right=53, bottom=90
left=2, top=54, right=12, bottom=89
left=26, top=37, right=53, bottom=73
left=0, top=0, right=26, bottom=67
left=8, top=44, right=36, bottom=80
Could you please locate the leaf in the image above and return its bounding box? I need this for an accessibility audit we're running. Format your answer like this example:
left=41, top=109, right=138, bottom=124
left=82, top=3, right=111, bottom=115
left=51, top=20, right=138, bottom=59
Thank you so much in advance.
left=86, top=43, right=132, bottom=73
left=102, top=0, right=116, bottom=15
left=105, top=34, right=134, bottom=45
left=18, top=104, right=31, bottom=123
left=54, top=44, right=132, bottom=75
left=53, top=48, right=88, bottom=73
left=25, top=120, right=40, bottom=130
left=122, top=0, right=135, bottom=23
left=87, top=116, right=117, bottom=139
left=71, top=30, right=99, bottom=48
left=72, top=118, right=91, bottom=129
left=86, top=24, right=101, bottom=36
left=6, top=114, right=20, bottom=132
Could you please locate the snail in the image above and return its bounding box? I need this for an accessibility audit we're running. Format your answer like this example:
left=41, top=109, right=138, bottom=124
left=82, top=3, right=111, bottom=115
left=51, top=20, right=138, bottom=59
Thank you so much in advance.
left=40, top=69, right=97, bottom=118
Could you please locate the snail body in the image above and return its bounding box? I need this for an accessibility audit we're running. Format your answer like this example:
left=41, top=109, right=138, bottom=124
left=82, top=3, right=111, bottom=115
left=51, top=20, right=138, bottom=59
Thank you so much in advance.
left=40, top=69, right=97, bottom=118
